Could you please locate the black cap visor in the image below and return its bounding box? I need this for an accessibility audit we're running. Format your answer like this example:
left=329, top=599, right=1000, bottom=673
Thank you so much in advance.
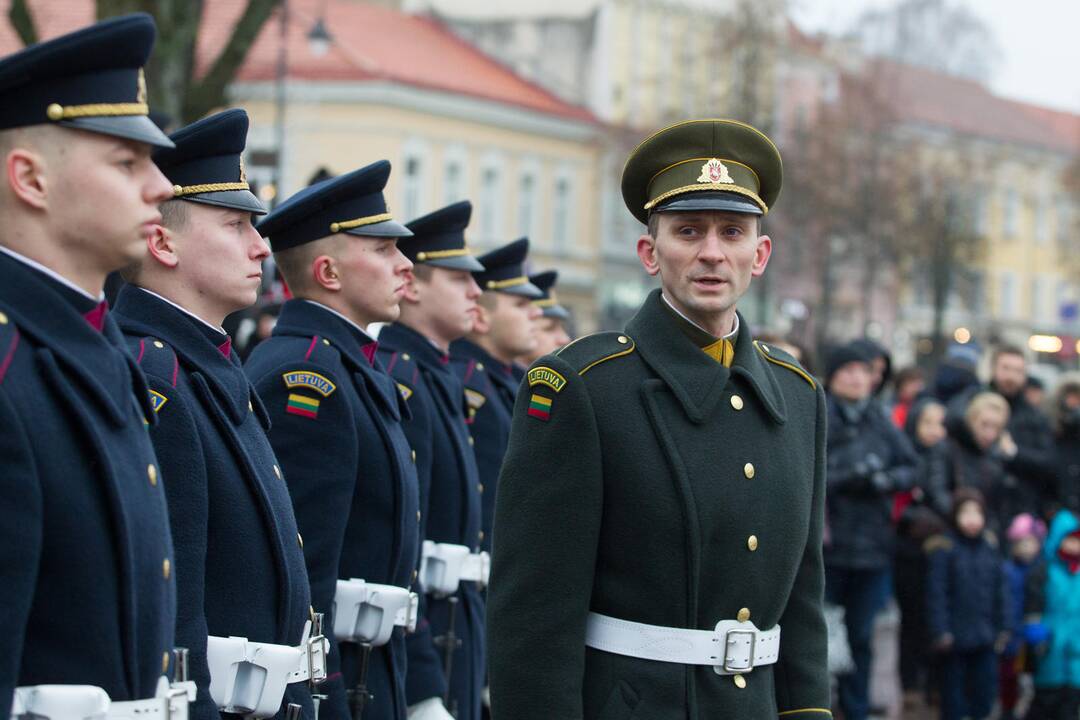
left=541, top=304, right=571, bottom=320
left=61, top=114, right=174, bottom=148
left=424, top=254, right=486, bottom=272
left=184, top=189, right=267, bottom=215
left=493, top=280, right=543, bottom=299
left=344, top=218, right=413, bottom=239
left=653, top=190, right=762, bottom=217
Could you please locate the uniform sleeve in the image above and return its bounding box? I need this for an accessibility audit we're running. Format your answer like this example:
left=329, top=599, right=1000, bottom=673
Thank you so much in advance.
left=397, top=383, right=448, bottom=706
left=488, top=355, right=604, bottom=720
left=0, top=389, right=42, bottom=713
left=773, top=384, right=833, bottom=719
left=251, top=363, right=358, bottom=720
left=144, top=381, right=218, bottom=720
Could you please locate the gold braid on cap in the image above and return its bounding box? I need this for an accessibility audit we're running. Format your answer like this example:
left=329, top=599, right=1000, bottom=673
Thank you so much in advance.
left=416, top=248, right=472, bottom=261
left=329, top=213, right=393, bottom=234
left=644, top=183, right=768, bottom=214
left=486, top=276, right=528, bottom=290
left=46, top=102, right=149, bottom=121
left=173, top=182, right=251, bottom=197
left=533, top=298, right=556, bottom=307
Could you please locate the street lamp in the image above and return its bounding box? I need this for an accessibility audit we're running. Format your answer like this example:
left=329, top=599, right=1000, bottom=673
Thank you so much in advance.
left=308, top=17, right=332, bottom=57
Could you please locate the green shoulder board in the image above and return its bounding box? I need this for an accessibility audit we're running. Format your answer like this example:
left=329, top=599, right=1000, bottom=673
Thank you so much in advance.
left=753, top=340, right=816, bottom=390
left=554, top=331, right=636, bottom=376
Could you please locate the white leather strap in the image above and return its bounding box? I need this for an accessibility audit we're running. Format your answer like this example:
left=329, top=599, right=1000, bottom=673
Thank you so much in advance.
left=458, top=551, right=490, bottom=586
left=419, top=541, right=490, bottom=596
left=12, top=678, right=194, bottom=720
left=333, top=579, right=419, bottom=646
left=584, top=612, right=780, bottom=675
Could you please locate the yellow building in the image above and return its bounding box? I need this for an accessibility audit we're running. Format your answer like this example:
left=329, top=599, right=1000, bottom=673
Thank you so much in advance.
left=204, top=0, right=604, bottom=329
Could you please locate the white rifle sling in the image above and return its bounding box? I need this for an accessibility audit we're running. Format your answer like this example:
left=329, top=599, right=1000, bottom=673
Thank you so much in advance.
left=418, top=541, right=490, bottom=596
left=333, top=579, right=419, bottom=646
left=12, top=677, right=195, bottom=720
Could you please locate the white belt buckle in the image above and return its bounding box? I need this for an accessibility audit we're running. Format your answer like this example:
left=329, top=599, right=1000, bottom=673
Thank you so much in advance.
left=721, top=627, right=757, bottom=673
left=298, top=620, right=328, bottom=685
left=405, top=591, right=419, bottom=633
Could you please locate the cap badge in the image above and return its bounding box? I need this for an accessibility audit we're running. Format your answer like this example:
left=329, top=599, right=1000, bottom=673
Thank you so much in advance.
left=239, top=155, right=247, bottom=183
left=697, top=158, right=734, bottom=185
left=136, top=68, right=147, bottom=105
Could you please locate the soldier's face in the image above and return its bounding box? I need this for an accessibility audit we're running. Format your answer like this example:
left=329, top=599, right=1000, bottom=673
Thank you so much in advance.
left=335, top=236, right=413, bottom=325
left=55, top=131, right=173, bottom=271
left=523, top=317, right=570, bottom=364
left=486, top=293, right=541, bottom=358
left=411, top=267, right=482, bottom=342
left=173, top=204, right=269, bottom=315
left=639, top=211, right=770, bottom=328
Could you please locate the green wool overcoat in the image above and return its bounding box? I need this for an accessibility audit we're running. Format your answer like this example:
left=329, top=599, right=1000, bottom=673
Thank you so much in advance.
left=487, top=289, right=831, bottom=720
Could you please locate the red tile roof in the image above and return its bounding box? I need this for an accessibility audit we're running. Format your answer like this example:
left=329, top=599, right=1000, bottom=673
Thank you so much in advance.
left=0, top=0, right=595, bottom=123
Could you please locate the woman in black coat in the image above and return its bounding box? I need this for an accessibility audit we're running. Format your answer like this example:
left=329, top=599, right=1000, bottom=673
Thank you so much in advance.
left=1046, top=373, right=1080, bottom=515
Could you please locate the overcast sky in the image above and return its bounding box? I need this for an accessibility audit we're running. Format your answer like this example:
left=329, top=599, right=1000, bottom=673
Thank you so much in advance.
left=790, top=0, right=1080, bottom=113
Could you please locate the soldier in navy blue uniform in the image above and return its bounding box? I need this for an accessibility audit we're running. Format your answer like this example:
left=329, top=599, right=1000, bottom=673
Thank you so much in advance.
left=451, top=239, right=542, bottom=558
left=376, top=201, right=486, bottom=720
left=111, top=109, right=317, bottom=720
left=0, top=15, right=181, bottom=717
left=519, top=270, right=572, bottom=365
left=245, top=161, right=421, bottom=720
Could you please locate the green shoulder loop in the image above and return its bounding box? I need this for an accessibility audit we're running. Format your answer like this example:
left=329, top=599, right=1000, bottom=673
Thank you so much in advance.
left=753, top=340, right=817, bottom=390
left=554, top=331, right=636, bottom=377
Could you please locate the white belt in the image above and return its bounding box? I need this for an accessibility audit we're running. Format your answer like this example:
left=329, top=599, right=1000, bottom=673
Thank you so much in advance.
left=206, top=620, right=328, bottom=718
left=11, top=677, right=195, bottom=720
left=333, top=579, right=418, bottom=647
left=418, top=541, right=490, bottom=597
left=584, top=612, right=781, bottom=675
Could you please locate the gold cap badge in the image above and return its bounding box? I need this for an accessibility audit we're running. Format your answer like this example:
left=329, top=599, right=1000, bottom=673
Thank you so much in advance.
left=697, top=158, right=734, bottom=185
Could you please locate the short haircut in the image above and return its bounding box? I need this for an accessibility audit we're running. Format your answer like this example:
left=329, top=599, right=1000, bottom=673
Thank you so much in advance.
left=646, top=211, right=760, bottom=239
left=272, top=234, right=345, bottom=294
left=158, top=199, right=189, bottom=231
left=477, top=291, right=498, bottom=311
left=965, top=391, right=1010, bottom=427
left=411, top=264, right=434, bottom=282
left=993, top=344, right=1025, bottom=366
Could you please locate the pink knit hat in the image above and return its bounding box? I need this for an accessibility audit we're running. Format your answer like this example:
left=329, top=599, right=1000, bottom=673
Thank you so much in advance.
left=1007, top=513, right=1048, bottom=542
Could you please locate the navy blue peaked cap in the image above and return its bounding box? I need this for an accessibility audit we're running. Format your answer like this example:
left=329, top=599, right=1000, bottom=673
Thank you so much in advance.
left=0, top=14, right=172, bottom=148
left=473, top=238, right=542, bottom=298
left=529, top=270, right=570, bottom=319
left=256, top=160, right=412, bottom=250
left=154, top=109, right=264, bottom=215
left=399, top=200, right=484, bottom=272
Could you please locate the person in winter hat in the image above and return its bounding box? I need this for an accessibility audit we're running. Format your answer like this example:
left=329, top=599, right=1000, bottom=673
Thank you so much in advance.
left=999, top=513, right=1047, bottom=719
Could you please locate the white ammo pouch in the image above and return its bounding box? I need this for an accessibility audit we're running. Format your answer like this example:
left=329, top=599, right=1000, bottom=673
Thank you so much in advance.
left=206, top=620, right=328, bottom=718
left=11, top=676, right=196, bottom=720
left=333, top=579, right=418, bottom=647
left=418, top=541, right=490, bottom=597
left=584, top=612, right=781, bottom=676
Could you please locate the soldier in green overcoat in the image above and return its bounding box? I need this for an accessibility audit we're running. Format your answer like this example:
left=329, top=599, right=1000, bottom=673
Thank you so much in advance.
left=487, top=119, right=831, bottom=719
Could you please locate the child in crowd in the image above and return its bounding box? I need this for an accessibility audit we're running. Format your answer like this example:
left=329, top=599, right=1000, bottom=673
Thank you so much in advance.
left=896, top=398, right=950, bottom=704
left=926, top=488, right=1011, bottom=720
left=999, top=514, right=1046, bottom=720
left=1024, top=509, right=1080, bottom=720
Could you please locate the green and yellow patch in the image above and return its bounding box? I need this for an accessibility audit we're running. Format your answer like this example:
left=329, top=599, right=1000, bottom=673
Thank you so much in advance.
left=149, top=390, right=169, bottom=413
left=527, top=366, right=566, bottom=393
left=286, top=393, right=320, bottom=419
left=527, top=393, right=553, bottom=421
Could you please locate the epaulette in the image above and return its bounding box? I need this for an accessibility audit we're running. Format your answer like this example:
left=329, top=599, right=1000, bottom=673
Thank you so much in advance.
left=554, top=331, right=635, bottom=377
left=923, top=534, right=954, bottom=554
left=0, top=305, right=19, bottom=385
left=753, top=340, right=816, bottom=390
left=134, top=336, right=180, bottom=414
left=380, top=348, right=421, bottom=401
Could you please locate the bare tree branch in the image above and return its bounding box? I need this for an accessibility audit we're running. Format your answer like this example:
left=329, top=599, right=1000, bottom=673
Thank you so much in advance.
left=8, top=0, right=38, bottom=46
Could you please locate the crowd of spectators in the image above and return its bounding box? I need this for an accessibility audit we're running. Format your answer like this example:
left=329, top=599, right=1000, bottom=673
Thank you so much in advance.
left=822, top=340, right=1080, bottom=720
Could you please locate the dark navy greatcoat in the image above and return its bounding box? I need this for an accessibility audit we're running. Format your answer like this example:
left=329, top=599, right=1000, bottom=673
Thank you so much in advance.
left=245, top=300, right=421, bottom=720
left=0, top=252, right=175, bottom=713
left=450, top=339, right=517, bottom=556
left=377, top=323, right=484, bottom=720
left=112, top=285, right=313, bottom=720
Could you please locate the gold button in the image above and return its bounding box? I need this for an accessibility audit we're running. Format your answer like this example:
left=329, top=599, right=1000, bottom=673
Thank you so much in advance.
left=738, top=607, right=751, bottom=622
left=476, top=362, right=484, bottom=370
left=273, top=465, right=281, bottom=480
left=734, top=674, right=746, bottom=689
left=148, top=464, right=157, bottom=486
left=248, top=400, right=253, bottom=412
left=411, top=569, right=418, bottom=583
left=411, top=450, right=417, bottom=463
left=744, top=463, right=755, bottom=479
left=478, top=531, right=485, bottom=541
left=153, top=340, right=164, bottom=349
left=478, top=483, right=485, bottom=494
left=46, top=103, right=65, bottom=121
left=163, top=558, right=171, bottom=579
left=730, top=395, right=744, bottom=411
left=162, top=651, right=170, bottom=674
left=468, top=436, right=475, bottom=446
left=403, top=353, right=411, bottom=361
left=617, top=335, right=629, bottom=344
left=172, top=185, right=184, bottom=197
left=417, top=511, right=422, bottom=523
left=761, top=344, right=770, bottom=353
left=0, top=311, right=8, bottom=324
left=297, top=533, right=304, bottom=549
left=322, top=339, right=330, bottom=346
left=747, top=535, right=758, bottom=552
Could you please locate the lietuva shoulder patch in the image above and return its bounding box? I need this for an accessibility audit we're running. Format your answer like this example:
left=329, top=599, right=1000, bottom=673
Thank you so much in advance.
left=555, top=331, right=636, bottom=376
left=753, top=340, right=816, bottom=390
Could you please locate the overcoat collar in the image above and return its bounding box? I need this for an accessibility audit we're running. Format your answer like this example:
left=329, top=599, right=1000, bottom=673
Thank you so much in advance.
left=452, top=338, right=516, bottom=395
left=380, top=322, right=452, bottom=372
left=626, top=289, right=786, bottom=425
left=114, top=285, right=251, bottom=425
left=0, top=251, right=153, bottom=425
left=274, top=299, right=405, bottom=421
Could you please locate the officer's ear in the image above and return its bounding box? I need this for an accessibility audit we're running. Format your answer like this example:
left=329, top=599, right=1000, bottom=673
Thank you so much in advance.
left=471, top=299, right=493, bottom=334
left=637, top=233, right=660, bottom=277
left=146, top=224, right=179, bottom=269
left=751, top=235, right=773, bottom=277
left=5, top=145, right=50, bottom=211
left=311, top=254, right=342, bottom=292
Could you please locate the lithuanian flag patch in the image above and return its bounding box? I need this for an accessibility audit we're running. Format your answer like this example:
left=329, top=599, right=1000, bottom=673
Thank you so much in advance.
left=527, top=393, right=553, bottom=421
left=286, top=393, right=320, bottom=419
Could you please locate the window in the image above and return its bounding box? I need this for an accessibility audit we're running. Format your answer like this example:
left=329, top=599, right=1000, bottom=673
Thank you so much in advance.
left=478, top=165, right=501, bottom=243
left=1035, top=199, right=1050, bottom=244
left=972, top=191, right=989, bottom=237
left=1058, top=195, right=1074, bottom=244
left=401, top=140, right=428, bottom=220
left=999, top=271, right=1017, bottom=318
left=442, top=145, right=467, bottom=205
left=518, top=172, right=537, bottom=239
left=1003, top=189, right=1019, bottom=238
left=552, top=174, right=574, bottom=252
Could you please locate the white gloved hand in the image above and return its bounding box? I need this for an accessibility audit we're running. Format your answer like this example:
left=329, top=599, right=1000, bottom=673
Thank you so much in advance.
left=407, top=697, right=455, bottom=720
